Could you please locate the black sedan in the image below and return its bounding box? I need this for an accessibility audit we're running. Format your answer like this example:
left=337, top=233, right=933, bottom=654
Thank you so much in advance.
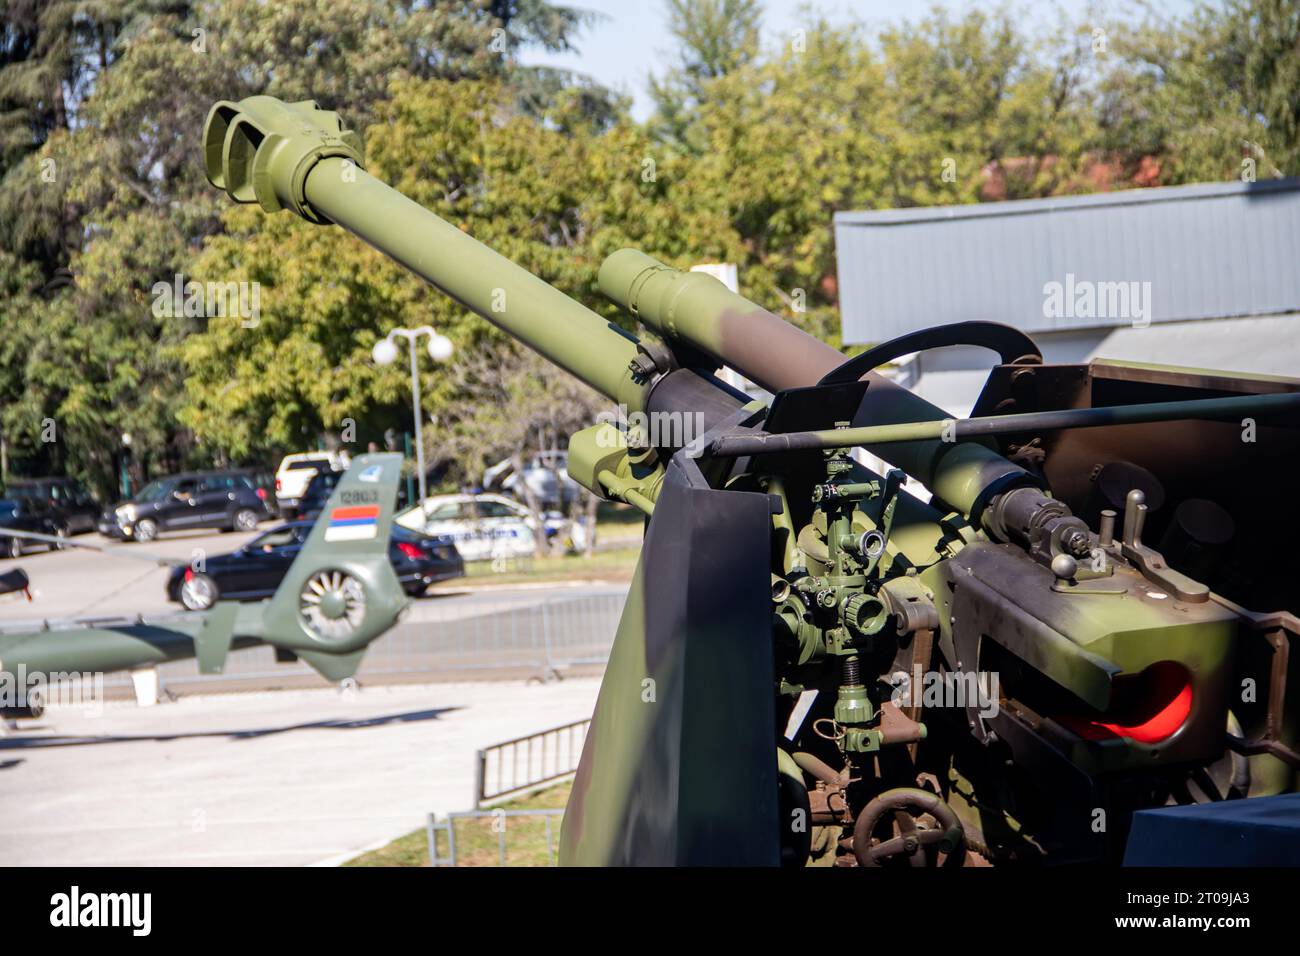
left=165, top=521, right=464, bottom=610
left=0, top=497, right=65, bottom=558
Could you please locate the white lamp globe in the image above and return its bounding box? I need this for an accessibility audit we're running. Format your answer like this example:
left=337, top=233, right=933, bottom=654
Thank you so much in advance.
left=371, top=337, right=400, bottom=366
left=427, top=333, right=454, bottom=362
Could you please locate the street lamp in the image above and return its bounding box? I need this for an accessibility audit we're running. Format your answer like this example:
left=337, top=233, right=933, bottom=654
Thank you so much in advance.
left=372, top=326, right=454, bottom=504
left=120, top=432, right=133, bottom=499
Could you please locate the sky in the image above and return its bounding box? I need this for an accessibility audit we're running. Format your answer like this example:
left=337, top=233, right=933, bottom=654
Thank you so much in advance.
left=518, top=0, right=1202, bottom=122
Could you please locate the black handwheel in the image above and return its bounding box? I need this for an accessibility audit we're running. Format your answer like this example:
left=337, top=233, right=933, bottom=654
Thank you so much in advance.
left=853, top=786, right=966, bottom=868
left=819, top=321, right=1042, bottom=386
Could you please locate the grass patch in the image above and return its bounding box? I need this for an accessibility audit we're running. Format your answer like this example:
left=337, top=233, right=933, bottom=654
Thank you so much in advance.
left=344, top=780, right=574, bottom=868
left=595, top=501, right=646, bottom=541
left=455, top=545, right=640, bottom=586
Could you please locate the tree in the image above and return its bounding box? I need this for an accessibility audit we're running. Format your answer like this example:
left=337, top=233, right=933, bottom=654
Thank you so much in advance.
left=1097, top=0, right=1300, bottom=182
left=648, top=0, right=763, bottom=150
left=0, top=0, right=606, bottom=494
left=0, top=0, right=160, bottom=280
left=633, top=8, right=1103, bottom=347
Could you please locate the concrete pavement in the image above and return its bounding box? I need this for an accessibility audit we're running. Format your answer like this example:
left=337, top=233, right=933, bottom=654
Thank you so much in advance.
left=0, top=677, right=601, bottom=866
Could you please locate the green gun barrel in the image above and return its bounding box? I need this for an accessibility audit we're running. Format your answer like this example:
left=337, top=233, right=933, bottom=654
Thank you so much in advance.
left=202, top=97, right=648, bottom=411
left=598, top=248, right=1034, bottom=517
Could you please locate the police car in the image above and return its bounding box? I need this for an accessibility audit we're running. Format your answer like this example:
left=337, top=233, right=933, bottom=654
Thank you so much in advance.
left=395, top=493, right=582, bottom=561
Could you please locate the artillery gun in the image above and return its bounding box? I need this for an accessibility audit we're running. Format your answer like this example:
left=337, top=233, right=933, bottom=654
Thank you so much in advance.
left=203, top=96, right=1300, bottom=866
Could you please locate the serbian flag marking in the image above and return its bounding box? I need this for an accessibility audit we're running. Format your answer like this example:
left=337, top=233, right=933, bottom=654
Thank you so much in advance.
left=325, top=504, right=381, bottom=542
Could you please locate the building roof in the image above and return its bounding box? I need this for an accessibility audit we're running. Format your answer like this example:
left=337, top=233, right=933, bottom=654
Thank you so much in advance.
left=834, top=178, right=1300, bottom=344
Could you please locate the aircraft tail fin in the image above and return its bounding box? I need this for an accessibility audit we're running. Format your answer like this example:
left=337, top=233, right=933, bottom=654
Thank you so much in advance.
left=263, top=453, right=406, bottom=680
left=194, top=601, right=238, bottom=674
left=201, top=454, right=408, bottom=680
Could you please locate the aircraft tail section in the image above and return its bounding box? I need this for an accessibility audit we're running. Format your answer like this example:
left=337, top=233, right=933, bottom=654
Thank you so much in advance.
left=196, top=453, right=408, bottom=680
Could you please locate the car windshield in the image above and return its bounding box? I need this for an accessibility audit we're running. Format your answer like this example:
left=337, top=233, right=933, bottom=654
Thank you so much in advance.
left=288, top=459, right=332, bottom=471
left=251, top=527, right=301, bottom=550
left=134, top=480, right=172, bottom=502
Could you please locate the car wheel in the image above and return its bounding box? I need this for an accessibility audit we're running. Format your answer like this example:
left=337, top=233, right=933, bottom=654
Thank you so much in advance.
left=4, top=537, right=20, bottom=559
left=50, top=525, right=69, bottom=551
left=233, top=508, right=259, bottom=532
left=179, top=573, right=218, bottom=611
left=134, top=518, right=159, bottom=542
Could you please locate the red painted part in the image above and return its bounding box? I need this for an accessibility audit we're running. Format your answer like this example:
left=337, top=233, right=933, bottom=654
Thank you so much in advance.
left=1057, top=661, right=1193, bottom=744
left=396, top=541, right=422, bottom=560
left=331, top=505, right=380, bottom=521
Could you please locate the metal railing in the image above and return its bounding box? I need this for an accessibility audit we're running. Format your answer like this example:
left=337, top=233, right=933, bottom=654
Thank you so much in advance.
left=475, top=718, right=589, bottom=807
left=95, top=589, right=625, bottom=691
left=427, top=809, right=566, bottom=867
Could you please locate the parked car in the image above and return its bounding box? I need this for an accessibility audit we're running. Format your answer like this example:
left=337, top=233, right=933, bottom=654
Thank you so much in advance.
left=99, top=469, right=275, bottom=542
left=395, top=492, right=585, bottom=561
left=165, top=521, right=463, bottom=610
left=3, top=477, right=100, bottom=535
left=482, top=451, right=582, bottom=510
left=0, top=497, right=64, bottom=558
left=275, top=451, right=350, bottom=512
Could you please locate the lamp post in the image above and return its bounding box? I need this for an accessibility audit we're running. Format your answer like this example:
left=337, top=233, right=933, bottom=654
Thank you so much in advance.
left=372, top=326, right=454, bottom=505
left=119, top=432, right=133, bottom=499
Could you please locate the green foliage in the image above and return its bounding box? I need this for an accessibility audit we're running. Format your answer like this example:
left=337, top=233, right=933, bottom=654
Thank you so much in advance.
left=0, top=0, right=601, bottom=493
left=636, top=6, right=1103, bottom=344
left=1098, top=0, right=1300, bottom=181
left=648, top=0, right=763, bottom=149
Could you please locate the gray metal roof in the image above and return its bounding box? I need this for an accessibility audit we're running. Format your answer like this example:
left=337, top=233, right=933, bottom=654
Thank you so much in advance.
left=833, top=178, right=1300, bottom=344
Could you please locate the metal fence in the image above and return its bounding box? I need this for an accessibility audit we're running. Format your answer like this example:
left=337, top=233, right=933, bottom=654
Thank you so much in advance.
left=427, top=809, right=566, bottom=867
left=475, top=718, right=589, bottom=807
left=98, top=589, right=626, bottom=690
